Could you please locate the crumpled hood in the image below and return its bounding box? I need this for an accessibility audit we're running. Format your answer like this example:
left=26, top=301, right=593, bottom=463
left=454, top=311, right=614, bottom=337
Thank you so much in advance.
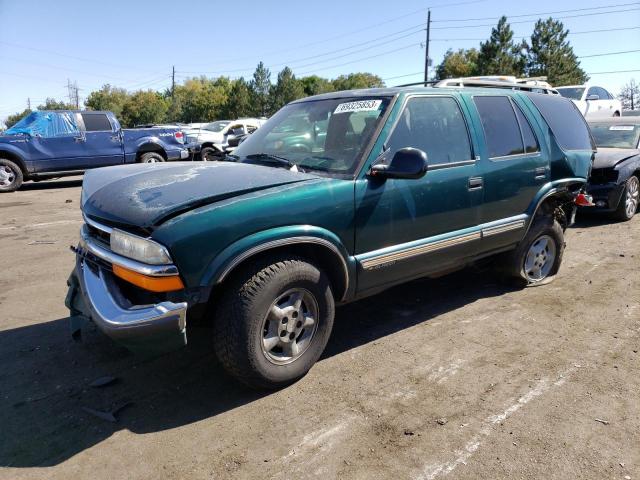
left=81, top=162, right=316, bottom=229
left=592, top=148, right=640, bottom=169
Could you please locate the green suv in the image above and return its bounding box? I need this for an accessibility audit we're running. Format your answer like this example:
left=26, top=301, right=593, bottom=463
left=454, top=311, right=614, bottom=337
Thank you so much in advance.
left=66, top=87, right=594, bottom=388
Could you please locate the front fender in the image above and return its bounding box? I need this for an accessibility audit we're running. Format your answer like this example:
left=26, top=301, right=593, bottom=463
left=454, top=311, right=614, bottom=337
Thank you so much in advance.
left=0, top=144, right=28, bottom=172
left=200, top=225, right=356, bottom=300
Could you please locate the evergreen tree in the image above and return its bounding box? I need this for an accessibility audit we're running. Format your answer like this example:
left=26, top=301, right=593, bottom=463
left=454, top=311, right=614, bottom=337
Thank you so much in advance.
left=435, top=48, right=480, bottom=79
left=477, top=16, right=526, bottom=76
left=224, top=77, right=252, bottom=118
left=249, top=62, right=272, bottom=117
left=269, top=67, right=304, bottom=114
left=525, top=18, right=588, bottom=85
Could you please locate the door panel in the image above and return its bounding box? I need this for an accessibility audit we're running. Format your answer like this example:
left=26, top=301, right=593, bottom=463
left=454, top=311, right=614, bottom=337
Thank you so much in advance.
left=354, top=95, right=482, bottom=294
left=78, top=113, right=124, bottom=168
left=28, top=135, right=89, bottom=172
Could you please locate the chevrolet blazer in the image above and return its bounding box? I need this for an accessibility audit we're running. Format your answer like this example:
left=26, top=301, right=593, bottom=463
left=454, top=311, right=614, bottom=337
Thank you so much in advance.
left=66, top=87, right=595, bottom=389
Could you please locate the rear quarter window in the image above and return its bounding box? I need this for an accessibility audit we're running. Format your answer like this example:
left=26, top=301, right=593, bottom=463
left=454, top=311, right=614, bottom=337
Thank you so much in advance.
left=82, top=113, right=113, bottom=132
left=525, top=93, right=595, bottom=151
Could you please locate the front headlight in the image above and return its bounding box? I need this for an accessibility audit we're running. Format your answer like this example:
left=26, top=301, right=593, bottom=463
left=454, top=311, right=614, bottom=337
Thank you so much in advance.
left=110, top=229, right=172, bottom=265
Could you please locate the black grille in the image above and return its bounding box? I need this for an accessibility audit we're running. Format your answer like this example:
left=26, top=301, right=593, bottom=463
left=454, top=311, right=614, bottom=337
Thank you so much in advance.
left=589, top=168, right=618, bottom=185
left=85, top=223, right=111, bottom=248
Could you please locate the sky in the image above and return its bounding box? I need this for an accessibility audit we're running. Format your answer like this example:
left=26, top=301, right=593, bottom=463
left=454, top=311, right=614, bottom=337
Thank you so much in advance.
left=0, top=0, right=639, bottom=123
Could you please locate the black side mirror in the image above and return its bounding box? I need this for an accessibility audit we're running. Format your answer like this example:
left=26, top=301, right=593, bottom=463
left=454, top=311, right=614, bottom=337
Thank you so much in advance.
left=368, top=147, right=428, bottom=180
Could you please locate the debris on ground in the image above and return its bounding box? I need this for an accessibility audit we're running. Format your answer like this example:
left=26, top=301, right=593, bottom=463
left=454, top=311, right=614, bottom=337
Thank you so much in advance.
left=436, top=418, right=448, bottom=425
left=594, top=418, right=610, bottom=425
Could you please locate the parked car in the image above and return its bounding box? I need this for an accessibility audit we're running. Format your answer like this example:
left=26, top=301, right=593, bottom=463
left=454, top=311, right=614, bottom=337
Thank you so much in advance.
left=584, top=117, right=640, bottom=220
left=556, top=85, right=622, bottom=118
left=66, top=87, right=594, bottom=389
left=0, top=110, right=197, bottom=192
left=434, top=76, right=560, bottom=95
left=184, top=118, right=266, bottom=161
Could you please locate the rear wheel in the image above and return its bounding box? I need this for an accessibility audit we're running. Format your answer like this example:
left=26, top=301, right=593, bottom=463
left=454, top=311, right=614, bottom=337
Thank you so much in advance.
left=0, top=159, right=23, bottom=192
left=499, top=215, right=564, bottom=287
left=213, top=255, right=335, bottom=389
left=139, top=152, right=165, bottom=163
left=613, top=175, right=639, bottom=221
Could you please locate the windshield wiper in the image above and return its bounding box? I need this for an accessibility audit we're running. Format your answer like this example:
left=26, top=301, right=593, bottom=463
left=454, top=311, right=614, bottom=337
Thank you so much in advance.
left=245, top=153, right=295, bottom=169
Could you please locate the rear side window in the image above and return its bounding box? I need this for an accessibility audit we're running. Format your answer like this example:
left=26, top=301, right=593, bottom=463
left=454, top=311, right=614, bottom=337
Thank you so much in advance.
left=473, top=96, right=524, bottom=158
left=513, top=103, right=539, bottom=153
left=82, top=113, right=112, bottom=132
left=526, top=93, right=594, bottom=151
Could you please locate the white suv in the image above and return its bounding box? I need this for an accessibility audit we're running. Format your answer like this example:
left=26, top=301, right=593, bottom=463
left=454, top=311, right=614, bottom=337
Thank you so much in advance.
left=556, top=85, right=622, bottom=119
left=184, top=118, right=266, bottom=161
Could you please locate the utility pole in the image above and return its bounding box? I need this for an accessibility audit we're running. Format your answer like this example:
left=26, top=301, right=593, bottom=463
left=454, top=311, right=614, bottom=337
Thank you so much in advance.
left=171, top=65, right=176, bottom=120
left=27, top=98, right=31, bottom=110
left=424, top=9, right=431, bottom=83
left=67, top=79, right=80, bottom=109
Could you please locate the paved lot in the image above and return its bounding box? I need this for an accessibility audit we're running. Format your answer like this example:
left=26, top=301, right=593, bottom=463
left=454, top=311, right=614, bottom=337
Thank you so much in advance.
left=0, top=177, right=638, bottom=480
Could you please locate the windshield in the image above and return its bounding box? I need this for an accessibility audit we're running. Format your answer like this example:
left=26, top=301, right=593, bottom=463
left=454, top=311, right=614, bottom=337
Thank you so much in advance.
left=557, top=87, right=585, bottom=100
left=203, top=121, right=230, bottom=132
left=234, top=97, right=392, bottom=175
left=589, top=123, right=640, bottom=149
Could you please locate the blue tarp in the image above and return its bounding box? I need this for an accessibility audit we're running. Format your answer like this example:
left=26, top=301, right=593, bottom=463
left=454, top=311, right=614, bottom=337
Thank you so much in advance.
left=4, top=111, right=79, bottom=137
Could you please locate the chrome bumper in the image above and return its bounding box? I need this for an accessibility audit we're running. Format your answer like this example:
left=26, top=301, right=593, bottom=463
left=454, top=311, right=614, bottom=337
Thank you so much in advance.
left=68, top=253, right=188, bottom=354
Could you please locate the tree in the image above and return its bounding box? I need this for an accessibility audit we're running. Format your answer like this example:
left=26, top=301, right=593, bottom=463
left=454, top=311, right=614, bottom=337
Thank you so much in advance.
left=249, top=62, right=272, bottom=117
left=120, top=90, right=169, bottom=127
left=618, top=78, right=639, bottom=111
left=435, top=48, right=480, bottom=79
left=223, top=78, right=252, bottom=119
left=5, top=109, right=32, bottom=128
left=477, top=16, right=526, bottom=76
left=269, top=67, right=305, bottom=114
left=300, top=75, right=334, bottom=96
left=85, top=84, right=129, bottom=118
left=37, top=98, right=76, bottom=110
left=331, top=72, right=385, bottom=91
left=525, top=18, right=588, bottom=85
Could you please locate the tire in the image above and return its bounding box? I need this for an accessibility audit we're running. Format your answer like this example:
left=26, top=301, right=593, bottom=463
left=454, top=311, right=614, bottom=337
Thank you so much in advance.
left=612, top=175, right=639, bottom=221
left=139, top=152, right=165, bottom=163
left=0, top=158, right=24, bottom=192
left=200, top=146, right=220, bottom=162
left=213, top=255, right=335, bottom=389
left=613, top=111, right=621, bottom=117
left=500, top=215, right=565, bottom=287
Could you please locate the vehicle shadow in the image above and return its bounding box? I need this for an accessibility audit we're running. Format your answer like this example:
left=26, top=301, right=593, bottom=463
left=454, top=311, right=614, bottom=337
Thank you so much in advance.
left=0, top=267, right=513, bottom=468
left=20, top=178, right=83, bottom=191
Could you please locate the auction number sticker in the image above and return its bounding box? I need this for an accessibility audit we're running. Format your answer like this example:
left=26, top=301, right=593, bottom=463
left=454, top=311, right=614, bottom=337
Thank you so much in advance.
left=609, top=125, right=635, bottom=131
left=334, top=99, right=382, bottom=114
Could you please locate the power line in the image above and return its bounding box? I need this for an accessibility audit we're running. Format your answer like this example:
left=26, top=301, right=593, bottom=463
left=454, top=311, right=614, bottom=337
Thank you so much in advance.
left=580, top=49, right=640, bottom=58
left=429, top=25, right=640, bottom=41
left=430, top=6, right=640, bottom=29
left=589, top=69, right=640, bottom=74
left=431, top=1, right=640, bottom=22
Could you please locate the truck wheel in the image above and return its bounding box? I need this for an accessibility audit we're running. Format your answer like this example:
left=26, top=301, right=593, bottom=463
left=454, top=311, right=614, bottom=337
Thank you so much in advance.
left=0, top=159, right=23, bottom=192
left=139, top=152, right=165, bottom=163
left=213, top=255, right=335, bottom=389
left=612, top=176, right=639, bottom=221
left=500, top=215, right=564, bottom=287
left=200, top=147, right=220, bottom=162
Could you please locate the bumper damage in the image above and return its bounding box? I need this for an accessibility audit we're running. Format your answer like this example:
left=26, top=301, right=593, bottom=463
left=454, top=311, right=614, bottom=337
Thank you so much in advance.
left=66, top=254, right=188, bottom=355
left=584, top=182, right=626, bottom=212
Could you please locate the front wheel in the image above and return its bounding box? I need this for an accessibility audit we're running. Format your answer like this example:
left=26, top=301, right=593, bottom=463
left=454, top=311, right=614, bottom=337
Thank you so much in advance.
left=200, top=147, right=221, bottom=162
left=612, top=176, right=639, bottom=221
left=213, top=255, right=335, bottom=389
left=499, top=215, right=565, bottom=287
left=0, top=159, right=23, bottom=192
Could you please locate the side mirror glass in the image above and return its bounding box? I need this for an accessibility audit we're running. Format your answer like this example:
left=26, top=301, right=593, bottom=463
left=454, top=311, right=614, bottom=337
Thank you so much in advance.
left=368, top=147, right=428, bottom=180
left=586, top=94, right=600, bottom=101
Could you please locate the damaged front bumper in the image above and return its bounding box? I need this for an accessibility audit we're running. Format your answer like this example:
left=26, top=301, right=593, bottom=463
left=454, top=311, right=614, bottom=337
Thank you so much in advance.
left=584, top=182, right=626, bottom=212
left=66, top=238, right=188, bottom=355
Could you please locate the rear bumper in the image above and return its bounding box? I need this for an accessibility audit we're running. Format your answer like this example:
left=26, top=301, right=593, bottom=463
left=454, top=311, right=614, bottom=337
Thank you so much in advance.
left=66, top=247, right=188, bottom=355
left=584, top=182, right=625, bottom=212
left=166, top=148, right=191, bottom=161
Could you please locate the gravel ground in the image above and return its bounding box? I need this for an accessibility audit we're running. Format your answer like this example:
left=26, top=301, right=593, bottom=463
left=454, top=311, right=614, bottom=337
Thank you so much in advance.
left=0, top=177, right=638, bottom=480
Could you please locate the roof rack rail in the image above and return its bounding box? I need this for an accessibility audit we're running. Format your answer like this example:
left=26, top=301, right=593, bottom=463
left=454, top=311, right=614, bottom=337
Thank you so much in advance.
left=393, top=80, right=439, bottom=88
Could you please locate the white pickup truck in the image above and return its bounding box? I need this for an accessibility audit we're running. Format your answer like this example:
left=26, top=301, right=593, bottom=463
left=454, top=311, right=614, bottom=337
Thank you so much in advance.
left=184, top=118, right=266, bottom=161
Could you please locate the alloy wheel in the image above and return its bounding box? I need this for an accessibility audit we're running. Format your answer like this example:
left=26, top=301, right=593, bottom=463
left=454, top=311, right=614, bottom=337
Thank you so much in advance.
left=625, top=176, right=639, bottom=218
left=0, top=165, right=16, bottom=187
left=523, top=235, right=557, bottom=282
left=260, top=288, right=319, bottom=365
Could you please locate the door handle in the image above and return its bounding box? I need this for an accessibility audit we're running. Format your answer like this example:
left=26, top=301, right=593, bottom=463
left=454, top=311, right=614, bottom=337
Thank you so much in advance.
left=535, top=167, right=547, bottom=180
left=74, top=136, right=85, bottom=143
left=468, top=177, right=483, bottom=190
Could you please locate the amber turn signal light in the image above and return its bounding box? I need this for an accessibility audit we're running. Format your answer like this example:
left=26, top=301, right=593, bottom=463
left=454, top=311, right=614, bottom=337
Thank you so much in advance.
left=112, top=264, right=185, bottom=292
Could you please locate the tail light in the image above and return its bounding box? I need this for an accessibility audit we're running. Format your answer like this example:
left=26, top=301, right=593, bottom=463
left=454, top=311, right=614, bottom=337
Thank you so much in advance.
left=575, top=193, right=595, bottom=207
left=174, top=131, right=185, bottom=144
